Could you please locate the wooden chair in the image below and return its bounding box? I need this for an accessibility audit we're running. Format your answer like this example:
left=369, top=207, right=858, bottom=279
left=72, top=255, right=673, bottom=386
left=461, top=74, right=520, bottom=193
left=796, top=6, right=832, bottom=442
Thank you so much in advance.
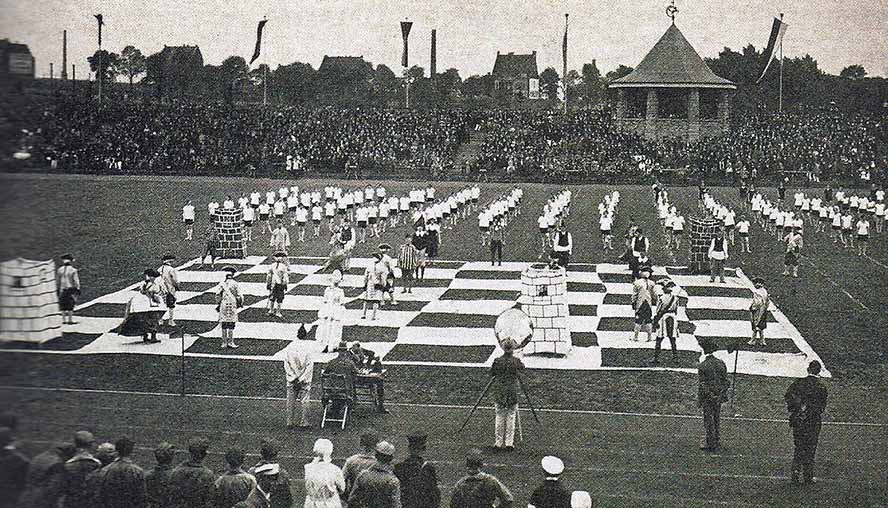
left=320, top=372, right=354, bottom=429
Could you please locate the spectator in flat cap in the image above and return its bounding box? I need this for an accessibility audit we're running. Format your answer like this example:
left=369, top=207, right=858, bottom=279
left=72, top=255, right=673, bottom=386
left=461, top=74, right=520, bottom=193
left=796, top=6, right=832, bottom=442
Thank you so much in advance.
left=528, top=456, right=571, bottom=508
left=0, top=426, right=30, bottom=508
left=303, top=438, right=345, bottom=508
left=450, top=448, right=513, bottom=508
left=347, top=441, right=401, bottom=508
left=697, top=338, right=729, bottom=452
left=214, top=448, right=257, bottom=508
left=394, top=433, right=440, bottom=508
left=249, top=438, right=293, bottom=508
left=61, top=431, right=102, bottom=508
left=99, top=436, right=147, bottom=508
left=343, top=429, right=380, bottom=495
left=19, top=441, right=75, bottom=508
left=145, top=442, right=176, bottom=508
left=169, top=438, right=216, bottom=508
left=82, top=442, right=116, bottom=507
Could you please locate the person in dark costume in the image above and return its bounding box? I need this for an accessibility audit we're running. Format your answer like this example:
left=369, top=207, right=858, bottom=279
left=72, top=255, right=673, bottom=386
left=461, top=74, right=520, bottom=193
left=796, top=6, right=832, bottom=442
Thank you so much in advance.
left=785, top=361, right=828, bottom=485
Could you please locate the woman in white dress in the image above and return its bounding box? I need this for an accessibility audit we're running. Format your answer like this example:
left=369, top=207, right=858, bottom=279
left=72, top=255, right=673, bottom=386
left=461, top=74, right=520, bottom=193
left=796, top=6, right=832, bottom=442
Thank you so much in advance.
left=303, top=438, right=346, bottom=508
left=317, top=270, right=346, bottom=353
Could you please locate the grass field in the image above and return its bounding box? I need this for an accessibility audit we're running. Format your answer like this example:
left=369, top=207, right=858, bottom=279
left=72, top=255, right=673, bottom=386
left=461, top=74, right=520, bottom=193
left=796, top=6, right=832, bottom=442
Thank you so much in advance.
left=1, top=173, right=886, bottom=507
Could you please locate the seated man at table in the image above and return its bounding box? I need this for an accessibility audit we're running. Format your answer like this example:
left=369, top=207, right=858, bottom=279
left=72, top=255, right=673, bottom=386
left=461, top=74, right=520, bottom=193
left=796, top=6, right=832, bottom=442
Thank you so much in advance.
left=323, top=341, right=358, bottom=402
left=348, top=342, right=388, bottom=414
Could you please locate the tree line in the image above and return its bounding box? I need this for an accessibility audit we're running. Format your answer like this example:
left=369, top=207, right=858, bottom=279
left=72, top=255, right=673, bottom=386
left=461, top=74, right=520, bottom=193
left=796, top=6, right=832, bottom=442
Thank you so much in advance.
left=87, top=44, right=884, bottom=113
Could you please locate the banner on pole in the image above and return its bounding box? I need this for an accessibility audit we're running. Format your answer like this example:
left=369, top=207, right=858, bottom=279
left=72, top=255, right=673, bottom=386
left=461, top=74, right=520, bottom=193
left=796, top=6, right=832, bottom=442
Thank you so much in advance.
left=401, top=21, right=413, bottom=68
left=250, top=19, right=268, bottom=65
left=757, top=16, right=788, bottom=84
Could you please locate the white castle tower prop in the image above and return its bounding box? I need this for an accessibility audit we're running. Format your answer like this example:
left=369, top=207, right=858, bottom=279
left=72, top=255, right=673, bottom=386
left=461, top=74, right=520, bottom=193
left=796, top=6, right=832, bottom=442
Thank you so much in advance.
left=214, top=208, right=246, bottom=259
left=0, top=258, right=63, bottom=343
left=518, top=265, right=572, bottom=355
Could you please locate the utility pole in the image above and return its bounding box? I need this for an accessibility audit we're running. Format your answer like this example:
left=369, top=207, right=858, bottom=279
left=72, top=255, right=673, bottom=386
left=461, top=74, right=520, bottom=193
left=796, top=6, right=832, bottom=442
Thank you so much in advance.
left=778, top=12, right=784, bottom=113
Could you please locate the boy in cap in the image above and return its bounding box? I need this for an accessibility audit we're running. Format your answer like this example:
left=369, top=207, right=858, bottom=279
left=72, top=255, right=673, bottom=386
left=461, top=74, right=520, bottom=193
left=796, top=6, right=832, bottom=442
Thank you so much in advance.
left=57, top=253, right=81, bottom=325
left=697, top=338, right=729, bottom=452
left=348, top=441, right=401, bottom=508
left=158, top=254, right=180, bottom=327
left=266, top=252, right=290, bottom=319
left=61, top=431, right=102, bottom=508
left=145, top=442, right=175, bottom=508
left=450, top=448, right=513, bottom=508
left=394, top=434, right=440, bottom=508
left=528, top=456, right=571, bottom=508
left=651, top=280, right=679, bottom=364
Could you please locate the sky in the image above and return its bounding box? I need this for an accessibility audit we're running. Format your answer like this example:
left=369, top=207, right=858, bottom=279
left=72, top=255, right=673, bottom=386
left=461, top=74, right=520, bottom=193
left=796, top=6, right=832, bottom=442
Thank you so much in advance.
left=1, top=0, right=886, bottom=79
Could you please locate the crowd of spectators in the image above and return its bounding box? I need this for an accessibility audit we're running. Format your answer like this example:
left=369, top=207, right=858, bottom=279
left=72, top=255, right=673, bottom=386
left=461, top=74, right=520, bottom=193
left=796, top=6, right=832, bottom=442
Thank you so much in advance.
left=12, top=97, right=885, bottom=184
left=25, top=100, right=473, bottom=176
left=0, top=413, right=594, bottom=508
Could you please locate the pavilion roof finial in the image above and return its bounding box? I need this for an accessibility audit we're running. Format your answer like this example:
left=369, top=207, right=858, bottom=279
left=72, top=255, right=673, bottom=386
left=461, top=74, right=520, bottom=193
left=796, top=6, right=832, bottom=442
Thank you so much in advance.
left=666, top=0, right=679, bottom=24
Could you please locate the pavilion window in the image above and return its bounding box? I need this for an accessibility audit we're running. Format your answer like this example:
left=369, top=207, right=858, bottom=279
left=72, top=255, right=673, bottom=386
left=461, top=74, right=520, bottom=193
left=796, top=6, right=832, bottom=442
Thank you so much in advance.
left=657, top=89, right=688, bottom=119
left=701, top=90, right=720, bottom=120
left=625, top=89, right=647, bottom=119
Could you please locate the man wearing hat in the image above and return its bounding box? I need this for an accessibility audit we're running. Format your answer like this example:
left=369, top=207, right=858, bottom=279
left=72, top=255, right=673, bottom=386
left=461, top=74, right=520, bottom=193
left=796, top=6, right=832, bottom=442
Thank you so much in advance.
left=450, top=448, right=513, bottom=508
left=347, top=441, right=402, bottom=508
left=651, top=280, right=680, bottom=364
left=57, top=254, right=81, bottom=325
left=323, top=342, right=358, bottom=409
left=0, top=426, right=29, bottom=508
left=394, top=434, right=440, bottom=508
left=697, top=338, right=730, bottom=452
left=200, top=222, right=218, bottom=269
left=631, top=266, right=657, bottom=342
left=491, top=338, right=525, bottom=451
left=551, top=223, right=572, bottom=269
left=784, top=360, right=828, bottom=484
left=158, top=255, right=180, bottom=327
left=269, top=220, right=291, bottom=260
left=266, top=252, right=290, bottom=319
left=378, top=243, right=398, bottom=307
left=748, top=277, right=770, bottom=347
left=528, top=456, right=571, bottom=508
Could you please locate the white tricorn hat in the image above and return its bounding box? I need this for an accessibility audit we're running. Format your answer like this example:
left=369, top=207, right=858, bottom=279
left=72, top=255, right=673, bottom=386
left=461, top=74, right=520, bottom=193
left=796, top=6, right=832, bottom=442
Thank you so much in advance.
left=541, top=455, right=564, bottom=475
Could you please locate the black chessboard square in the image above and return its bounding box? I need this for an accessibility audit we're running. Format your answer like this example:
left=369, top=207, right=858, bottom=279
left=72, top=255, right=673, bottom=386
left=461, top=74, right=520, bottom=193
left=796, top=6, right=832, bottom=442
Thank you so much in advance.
left=384, top=344, right=494, bottom=363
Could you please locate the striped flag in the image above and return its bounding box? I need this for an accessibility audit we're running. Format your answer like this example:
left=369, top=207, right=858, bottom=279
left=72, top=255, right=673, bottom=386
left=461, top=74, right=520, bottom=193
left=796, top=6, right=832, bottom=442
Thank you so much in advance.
left=94, top=14, right=104, bottom=47
left=757, top=16, right=788, bottom=84
left=249, top=19, right=268, bottom=65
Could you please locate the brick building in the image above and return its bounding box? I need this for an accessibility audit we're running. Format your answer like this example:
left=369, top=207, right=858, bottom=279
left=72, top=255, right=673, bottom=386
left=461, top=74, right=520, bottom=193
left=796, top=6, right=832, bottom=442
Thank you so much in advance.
left=492, top=51, right=540, bottom=99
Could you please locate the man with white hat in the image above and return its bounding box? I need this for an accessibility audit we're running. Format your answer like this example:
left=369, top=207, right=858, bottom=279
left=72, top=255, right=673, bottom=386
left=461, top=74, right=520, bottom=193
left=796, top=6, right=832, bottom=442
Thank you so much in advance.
left=528, top=456, right=571, bottom=508
left=348, top=441, right=401, bottom=508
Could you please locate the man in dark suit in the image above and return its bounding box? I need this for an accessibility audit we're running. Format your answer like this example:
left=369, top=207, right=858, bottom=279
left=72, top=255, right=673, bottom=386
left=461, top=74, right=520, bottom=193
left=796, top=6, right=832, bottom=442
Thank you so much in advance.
left=697, top=338, right=729, bottom=452
left=394, top=434, right=440, bottom=508
left=491, top=340, right=525, bottom=451
left=785, top=361, right=828, bottom=484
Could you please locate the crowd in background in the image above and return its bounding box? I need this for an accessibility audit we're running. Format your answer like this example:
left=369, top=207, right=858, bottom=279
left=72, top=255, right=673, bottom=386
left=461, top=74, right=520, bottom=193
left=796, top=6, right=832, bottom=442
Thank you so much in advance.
left=11, top=98, right=886, bottom=183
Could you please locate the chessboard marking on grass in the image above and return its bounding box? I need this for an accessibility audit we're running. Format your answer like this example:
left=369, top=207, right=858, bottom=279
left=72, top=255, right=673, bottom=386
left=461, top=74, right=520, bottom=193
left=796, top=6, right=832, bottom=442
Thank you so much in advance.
left=0, top=257, right=828, bottom=377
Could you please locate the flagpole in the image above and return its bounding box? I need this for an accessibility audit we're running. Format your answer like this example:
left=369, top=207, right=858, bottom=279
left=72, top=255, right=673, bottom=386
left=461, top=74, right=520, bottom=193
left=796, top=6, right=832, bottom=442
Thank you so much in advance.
left=778, top=13, right=784, bottom=113
left=563, top=13, right=568, bottom=114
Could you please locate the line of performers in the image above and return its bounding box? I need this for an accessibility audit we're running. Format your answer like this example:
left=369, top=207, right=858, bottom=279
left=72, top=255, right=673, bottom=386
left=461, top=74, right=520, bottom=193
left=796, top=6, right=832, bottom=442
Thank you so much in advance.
left=536, top=190, right=573, bottom=267
left=477, top=187, right=524, bottom=265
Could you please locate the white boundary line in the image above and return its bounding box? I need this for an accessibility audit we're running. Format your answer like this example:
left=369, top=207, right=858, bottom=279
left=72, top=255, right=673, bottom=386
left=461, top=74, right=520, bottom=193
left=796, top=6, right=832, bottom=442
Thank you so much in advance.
left=2, top=385, right=884, bottom=428
left=804, top=259, right=870, bottom=311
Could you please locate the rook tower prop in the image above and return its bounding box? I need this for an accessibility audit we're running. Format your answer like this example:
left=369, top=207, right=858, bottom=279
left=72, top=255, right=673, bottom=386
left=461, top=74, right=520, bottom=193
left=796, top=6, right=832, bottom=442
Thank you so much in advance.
left=518, top=266, right=572, bottom=355
left=0, top=258, right=63, bottom=343
left=687, top=216, right=721, bottom=274
left=214, top=208, right=246, bottom=259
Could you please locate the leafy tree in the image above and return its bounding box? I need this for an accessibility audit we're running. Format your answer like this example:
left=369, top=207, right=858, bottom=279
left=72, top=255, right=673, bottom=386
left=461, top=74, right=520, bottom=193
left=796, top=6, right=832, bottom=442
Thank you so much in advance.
left=275, top=62, right=316, bottom=104
left=118, top=46, right=146, bottom=85
left=839, top=64, right=867, bottom=80
left=407, top=65, right=425, bottom=81
left=435, top=68, right=462, bottom=100
left=564, top=69, right=582, bottom=105
left=87, top=50, right=121, bottom=83
left=371, top=64, right=400, bottom=106
left=581, top=60, right=604, bottom=105
left=462, top=74, right=493, bottom=98
left=539, top=67, right=560, bottom=102
left=604, top=64, right=634, bottom=83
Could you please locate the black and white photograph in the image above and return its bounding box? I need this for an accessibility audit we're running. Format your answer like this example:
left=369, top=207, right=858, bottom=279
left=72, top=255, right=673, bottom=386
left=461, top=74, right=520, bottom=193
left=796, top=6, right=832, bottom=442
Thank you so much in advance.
left=0, top=1, right=885, bottom=506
